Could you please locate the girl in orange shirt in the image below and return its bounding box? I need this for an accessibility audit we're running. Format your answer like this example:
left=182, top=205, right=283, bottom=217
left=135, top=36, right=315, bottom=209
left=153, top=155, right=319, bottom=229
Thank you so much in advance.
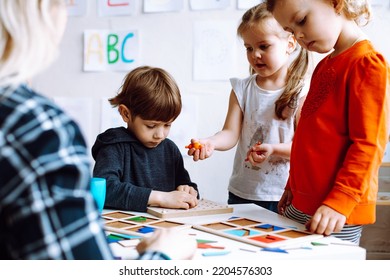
left=266, top=0, right=389, bottom=243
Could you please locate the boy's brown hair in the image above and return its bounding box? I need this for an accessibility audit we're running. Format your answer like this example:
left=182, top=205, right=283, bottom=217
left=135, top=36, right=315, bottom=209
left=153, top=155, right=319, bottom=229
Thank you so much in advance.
left=109, top=66, right=182, bottom=122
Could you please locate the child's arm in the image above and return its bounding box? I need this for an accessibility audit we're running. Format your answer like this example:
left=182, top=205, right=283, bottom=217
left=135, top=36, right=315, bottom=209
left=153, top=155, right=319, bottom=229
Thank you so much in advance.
left=278, top=188, right=293, bottom=215
left=295, top=95, right=307, bottom=127
left=188, top=90, right=243, bottom=161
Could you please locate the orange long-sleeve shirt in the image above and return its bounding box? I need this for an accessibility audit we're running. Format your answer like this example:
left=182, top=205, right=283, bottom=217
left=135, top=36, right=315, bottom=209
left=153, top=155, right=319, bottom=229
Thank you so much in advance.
left=288, top=40, right=389, bottom=225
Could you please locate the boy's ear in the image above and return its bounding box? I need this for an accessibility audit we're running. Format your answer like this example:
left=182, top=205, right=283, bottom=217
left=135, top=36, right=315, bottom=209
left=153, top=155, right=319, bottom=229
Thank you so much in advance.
left=118, top=104, right=131, bottom=123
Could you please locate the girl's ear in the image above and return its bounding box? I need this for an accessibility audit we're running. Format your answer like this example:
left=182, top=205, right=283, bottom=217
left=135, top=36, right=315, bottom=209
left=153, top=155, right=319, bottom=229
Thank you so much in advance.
left=332, top=0, right=344, bottom=14
left=118, top=104, right=131, bottom=123
left=287, top=34, right=297, bottom=55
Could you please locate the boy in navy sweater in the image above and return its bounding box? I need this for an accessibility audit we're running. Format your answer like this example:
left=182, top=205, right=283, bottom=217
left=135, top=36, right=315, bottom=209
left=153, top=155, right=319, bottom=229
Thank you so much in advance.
left=92, top=66, right=199, bottom=212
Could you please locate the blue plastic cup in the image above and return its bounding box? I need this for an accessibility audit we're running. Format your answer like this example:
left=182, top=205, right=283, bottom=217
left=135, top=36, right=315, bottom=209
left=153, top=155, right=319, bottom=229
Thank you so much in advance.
left=90, top=177, right=106, bottom=212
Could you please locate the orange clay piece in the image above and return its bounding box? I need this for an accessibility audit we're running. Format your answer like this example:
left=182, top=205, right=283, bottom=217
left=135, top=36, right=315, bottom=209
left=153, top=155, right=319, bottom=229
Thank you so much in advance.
left=185, top=141, right=203, bottom=150
left=245, top=141, right=262, bottom=162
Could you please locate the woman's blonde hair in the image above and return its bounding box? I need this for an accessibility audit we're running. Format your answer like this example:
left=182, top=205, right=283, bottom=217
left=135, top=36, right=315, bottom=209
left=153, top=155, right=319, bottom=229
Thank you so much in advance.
left=238, top=3, right=309, bottom=120
left=266, top=0, right=371, bottom=26
left=0, top=0, right=65, bottom=86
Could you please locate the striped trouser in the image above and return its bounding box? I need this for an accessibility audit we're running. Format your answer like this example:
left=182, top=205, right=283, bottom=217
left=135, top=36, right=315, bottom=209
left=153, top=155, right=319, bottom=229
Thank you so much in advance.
left=284, top=204, right=363, bottom=244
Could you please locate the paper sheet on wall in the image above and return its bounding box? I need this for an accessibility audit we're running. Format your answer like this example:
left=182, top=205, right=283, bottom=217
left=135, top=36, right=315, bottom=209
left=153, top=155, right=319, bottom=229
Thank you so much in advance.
left=143, top=0, right=183, bottom=13
left=370, top=0, right=386, bottom=7
left=193, top=20, right=237, bottom=81
left=237, top=0, right=264, bottom=10
left=169, top=95, right=199, bottom=155
left=97, top=0, right=136, bottom=17
left=66, top=0, right=88, bottom=16
left=189, top=0, right=230, bottom=10
left=100, top=97, right=125, bottom=133
left=52, top=97, right=94, bottom=149
left=383, top=140, right=390, bottom=163
left=83, top=29, right=140, bottom=72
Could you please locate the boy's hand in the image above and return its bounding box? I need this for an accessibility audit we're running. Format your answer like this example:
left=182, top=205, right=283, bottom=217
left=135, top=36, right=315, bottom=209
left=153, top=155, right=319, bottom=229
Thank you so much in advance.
left=176, top=185, right=198, bottom=198
left=149, top=190, right=198, bottom=209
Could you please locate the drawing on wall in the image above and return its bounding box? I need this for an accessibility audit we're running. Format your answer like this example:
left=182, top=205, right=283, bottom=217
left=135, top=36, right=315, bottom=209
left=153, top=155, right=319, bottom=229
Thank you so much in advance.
left=83, top=29, right=140, bottom=72
left=52, top=97, right=95, bottom=148
left=143, top=0, right=183, bottom=13
left=100, top=97, right=124, bottom=133
left=237, top=0, right=264, bottom=10
left=97, top=0, right=136, bottom=16
left=168, top=94, right=198, bottom=155
left=189, top=0, right=230, bottom=11
left=193, top=20, right=237, bottom=81
left=370, top=0, right=386, bottom=7
left=383, top=138, right=390, bottom=164
left=66, top=0, right=88, bottom=16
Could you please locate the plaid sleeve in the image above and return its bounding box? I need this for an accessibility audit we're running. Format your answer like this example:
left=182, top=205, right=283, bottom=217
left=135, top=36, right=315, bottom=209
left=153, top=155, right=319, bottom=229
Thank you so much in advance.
left=0, top=85, right=113, bottom=259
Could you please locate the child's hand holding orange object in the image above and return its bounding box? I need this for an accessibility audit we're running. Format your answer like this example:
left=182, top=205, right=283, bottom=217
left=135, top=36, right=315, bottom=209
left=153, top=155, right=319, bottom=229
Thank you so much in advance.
left=185, top=141, right=203, bottom=150
left=186, top=139, right=213, bottom=161
left=245, top=141, right=269, bottom=164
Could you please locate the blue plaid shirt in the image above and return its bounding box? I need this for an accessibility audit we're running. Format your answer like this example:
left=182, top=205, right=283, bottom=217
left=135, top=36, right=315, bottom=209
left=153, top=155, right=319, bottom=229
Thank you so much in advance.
left=0, top=84, right=166, bottom=260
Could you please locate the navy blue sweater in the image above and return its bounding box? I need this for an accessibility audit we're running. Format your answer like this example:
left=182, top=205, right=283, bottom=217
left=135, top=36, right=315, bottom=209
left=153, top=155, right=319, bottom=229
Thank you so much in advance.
left=91, top=127, right=198, bottom=212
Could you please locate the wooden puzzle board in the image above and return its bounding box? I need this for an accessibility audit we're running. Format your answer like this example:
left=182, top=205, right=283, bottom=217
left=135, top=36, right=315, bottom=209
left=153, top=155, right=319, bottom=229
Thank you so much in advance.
left=146, top=198, right=233, bottom=219
left=193, top=216, right=323, bottom=248
left=102, top=210, right=190, bottom=237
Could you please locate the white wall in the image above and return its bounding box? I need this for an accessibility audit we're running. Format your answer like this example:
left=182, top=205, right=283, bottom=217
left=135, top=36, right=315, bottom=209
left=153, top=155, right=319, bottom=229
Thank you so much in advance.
left=32, top=0, right=390, bottom=204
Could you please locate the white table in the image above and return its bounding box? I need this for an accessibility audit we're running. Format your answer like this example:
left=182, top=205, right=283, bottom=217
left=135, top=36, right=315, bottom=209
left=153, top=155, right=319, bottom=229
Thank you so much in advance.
left=108, top=203, right=366, bottom=260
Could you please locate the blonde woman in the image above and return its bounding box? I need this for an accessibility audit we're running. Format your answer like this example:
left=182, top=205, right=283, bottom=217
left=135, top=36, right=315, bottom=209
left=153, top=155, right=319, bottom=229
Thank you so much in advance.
left=0, top=0, right=195, bottom=259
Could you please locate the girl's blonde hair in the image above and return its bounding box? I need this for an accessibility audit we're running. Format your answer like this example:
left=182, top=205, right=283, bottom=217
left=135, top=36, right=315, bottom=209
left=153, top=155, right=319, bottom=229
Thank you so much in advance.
left=0, top=0, right=65, bottom=86
left=266, top=0, right=372, bottom=26
left=238, top=3, right=309, bottom=120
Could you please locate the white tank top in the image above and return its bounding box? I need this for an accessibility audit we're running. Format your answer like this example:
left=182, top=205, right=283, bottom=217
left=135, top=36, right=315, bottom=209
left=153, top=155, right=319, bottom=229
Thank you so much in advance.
left=228, top=74, right=304, bottom=201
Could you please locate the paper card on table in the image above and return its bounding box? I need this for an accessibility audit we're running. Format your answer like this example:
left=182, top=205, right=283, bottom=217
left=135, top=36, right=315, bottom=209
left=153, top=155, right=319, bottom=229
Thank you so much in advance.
left=137, top=226, right=155, bottom=234
left=118, top=239, right=141, bottom=247
left=261, top=247, right=288, bottom=254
